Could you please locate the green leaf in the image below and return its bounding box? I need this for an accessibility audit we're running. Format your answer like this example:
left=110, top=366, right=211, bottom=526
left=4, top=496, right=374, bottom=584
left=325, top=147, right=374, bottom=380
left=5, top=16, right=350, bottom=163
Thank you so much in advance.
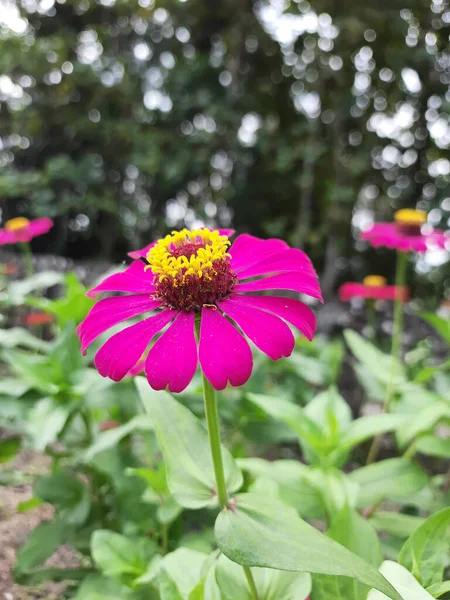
left=344, top=330, right=406, bottom=385
left=17, top=496, right=43, bottom=513
left=397, top=402, right=450, bottom=448
left=313, top=504, right=382, bottom=600
left=0, top=271, right=64, bottom=305
left=27, top=398, right=71, bottom=450
left=48, top=321, right=84, bottom=383
left=214, top=493, right=403, bottom=600
left=2, top=350, right=59, bottom=395
left=15, top=567, right=93, bottom=586
left=247, top=393, right=324, bottom=464
left=398, top=508, right=450, bottom=588
left=306, top=468, right=359, bottom=521
left=0, top=378, right=31, bottom=397
left=216, top=554, right=311, bottom=600
left=415, top=436, right=450, bottom=458
left=370, top=512, right=425, bottom=539
left=349, top=459, right=428, bottom=508
left=367, top=561, right=434, bottom=600
left=238, top=458, right=325, bottom=519
left=0, top=435, right=21, bottom=462
left=304, top=387, right=352, bottom=432
left=34, top=473, right=90, bottom=525
left=91, top=530, right=155, bottom=577
left=340, top=414, right=408, bottom=451
left=16, top=520, right=66, bottom=572
left=30, top=272, right=96, bottom=327
left=0, top=327, right=50, bottom=351
left=82, top=415, right=153, bottom=461
left=72, top=574, right=136, bottom=599
left=288, top=352, right=328, bottom=385
left=418, top=313, right=450, bottom=346
left=137, top=379, right=242, bottom=509
left=426, top=581, right=450, bottom=598
left=158, top=496, right=183, bottom=525
left=158, top=548, right=208, bottom=599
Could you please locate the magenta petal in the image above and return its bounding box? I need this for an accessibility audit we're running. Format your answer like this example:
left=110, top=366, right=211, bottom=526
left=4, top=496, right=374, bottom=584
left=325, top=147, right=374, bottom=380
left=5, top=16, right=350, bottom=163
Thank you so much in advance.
left=128, top=241, right=157, bottom=259
left=229, top=294, right=316, bottom=341
left=237, top=248, right=317, bottom=280
left=229, top=234, right=289, bottom=271
left=234, top=272, right=323, bottom=301
left=87, top=261, right=156, bottom=299
left=94, top=309, right=176, bottom=381
left=145, top=311, right=197, bottom=393
left=0, top=230, right=16, bottom=245
left=217, top=228, right=235, bottom=237
left=27, top=217, right=53, bottom=237
left=218, top=298, right=295, bottom=360
left=77, top=294, right=162, bottom=354
left=199, top=306, right=253, bottom=390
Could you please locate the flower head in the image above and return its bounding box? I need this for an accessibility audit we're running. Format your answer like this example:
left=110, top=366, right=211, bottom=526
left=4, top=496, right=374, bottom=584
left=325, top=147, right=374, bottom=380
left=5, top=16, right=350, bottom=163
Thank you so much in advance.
left=361, top=209, right=448, bottom=253
left=0, top=217, right=53, bottom=245
left=78, top=229, right=321, bottom=392
left=339, top=275, right=409, bottom=303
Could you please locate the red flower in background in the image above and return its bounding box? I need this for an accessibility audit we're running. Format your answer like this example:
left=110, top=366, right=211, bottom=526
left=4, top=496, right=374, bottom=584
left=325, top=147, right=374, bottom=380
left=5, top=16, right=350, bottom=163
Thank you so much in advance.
left=99, top=420, right=120, bottom=431
left=0, top=263, right=18, bottom=275
left=361, top=209, right=448, bottom=253
left=0, top=217, right=53, bottom=245
left=339, top=275, right=409, bottom=303
left=25, top=313, right=55, bottom=326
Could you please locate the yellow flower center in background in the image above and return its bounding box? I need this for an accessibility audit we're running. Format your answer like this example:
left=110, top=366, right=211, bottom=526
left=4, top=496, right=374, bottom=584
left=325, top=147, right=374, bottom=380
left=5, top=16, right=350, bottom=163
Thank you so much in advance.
left=146, top=228, right=231, bottom=282
left=4, top=217, right=30, bottom=231
left=363, top=275, right=387, bottom=288
left=394, top=209, right=427, bottom=225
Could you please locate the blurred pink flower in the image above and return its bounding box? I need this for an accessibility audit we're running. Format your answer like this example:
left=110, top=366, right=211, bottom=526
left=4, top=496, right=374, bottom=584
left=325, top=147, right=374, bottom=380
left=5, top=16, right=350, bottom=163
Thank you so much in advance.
left=361, top=209, right=448, bottom=253
left=78, top=228, right=321, bottom=392
left=339, top=276, right=409, bottom=303
left=0, top=217, right=53, bottom=245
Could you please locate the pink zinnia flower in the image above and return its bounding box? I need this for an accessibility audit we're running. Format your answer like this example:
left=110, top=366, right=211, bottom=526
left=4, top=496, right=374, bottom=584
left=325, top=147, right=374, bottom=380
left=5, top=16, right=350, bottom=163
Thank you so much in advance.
left=361, top=209, right=448, bottom=253
left=77, top=229, right=321, bottom=392
left=0, top=217, right=53, bottom=245
left=339, top=275, right=409, bottom=303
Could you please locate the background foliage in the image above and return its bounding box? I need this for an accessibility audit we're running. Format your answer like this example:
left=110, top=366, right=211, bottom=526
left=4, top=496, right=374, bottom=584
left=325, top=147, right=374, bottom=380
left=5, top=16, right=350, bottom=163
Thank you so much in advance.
left=1, top=0, right=449, bottom=297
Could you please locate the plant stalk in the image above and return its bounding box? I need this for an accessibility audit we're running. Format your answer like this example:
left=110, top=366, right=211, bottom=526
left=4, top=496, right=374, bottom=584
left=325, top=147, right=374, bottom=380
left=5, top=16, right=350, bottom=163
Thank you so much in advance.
left=201, top=372, right=259, bottom=600
left=20, top=242, right=34, bottom=278
left=366, top=251, right=408, bottom=465
left=201, top=373, right=229, bottom=509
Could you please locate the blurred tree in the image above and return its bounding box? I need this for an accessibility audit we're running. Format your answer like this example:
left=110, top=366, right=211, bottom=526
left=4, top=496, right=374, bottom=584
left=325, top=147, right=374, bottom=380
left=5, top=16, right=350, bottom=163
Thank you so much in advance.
left=0, top=0, right=449, bottom=296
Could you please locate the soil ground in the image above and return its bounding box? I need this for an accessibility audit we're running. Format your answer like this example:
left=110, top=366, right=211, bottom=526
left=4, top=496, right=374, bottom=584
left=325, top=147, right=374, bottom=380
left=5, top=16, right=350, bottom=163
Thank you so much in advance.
left=0, top=452, right=79, bottom=600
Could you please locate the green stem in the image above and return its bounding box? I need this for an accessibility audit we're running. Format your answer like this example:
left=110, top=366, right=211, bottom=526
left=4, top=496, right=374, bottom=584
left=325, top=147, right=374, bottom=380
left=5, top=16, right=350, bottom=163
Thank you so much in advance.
left=20, top=242, right=34, bottom=278
left=201, top=371, right=259, bottom=600
left=391, top=251, right=408, bottom=364
left=366, top=299, right=377, bottom=341
left=161, top=522, right=168, bottom=555
left=244, top=566, right=260, bottom=600
left=403, top=441, right=416, bottom=460
left=201, top=372, right=229, bottom=509
left=80, top=408, right=94, bottom=446
left=366, top=251, right=408, bottom=465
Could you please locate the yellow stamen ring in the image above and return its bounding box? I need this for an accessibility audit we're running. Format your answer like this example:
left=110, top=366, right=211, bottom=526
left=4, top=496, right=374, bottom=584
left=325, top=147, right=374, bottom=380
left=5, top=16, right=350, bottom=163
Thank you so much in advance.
left=363, top=275, right=387, bottom=288
left=146, top=228, right=231, bottom=283
left=4, top=217, right=30, bottom=231
left=394, top=209, right=427, bottom=225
